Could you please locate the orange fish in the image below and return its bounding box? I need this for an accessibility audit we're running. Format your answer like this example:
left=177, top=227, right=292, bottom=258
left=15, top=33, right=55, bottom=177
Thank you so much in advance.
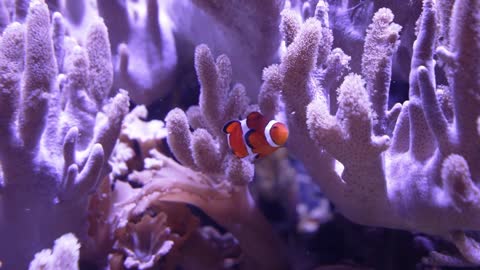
left=223, top=112, right=289, bottom=159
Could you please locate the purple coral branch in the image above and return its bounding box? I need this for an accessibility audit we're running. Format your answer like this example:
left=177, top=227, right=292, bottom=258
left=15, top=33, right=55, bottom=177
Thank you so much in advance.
left=416, top=66, right=451, bottom=153
left=270, top=1, right=480, bottom=264
left=86, top=17, right=113, bottom=109
left=445, top=0, right=480, bottom=162
left=0, top=1, right=128, bottom=268
left=158, top=43, right=290, bottom=269
left=20, top=0, right=56, bottom=151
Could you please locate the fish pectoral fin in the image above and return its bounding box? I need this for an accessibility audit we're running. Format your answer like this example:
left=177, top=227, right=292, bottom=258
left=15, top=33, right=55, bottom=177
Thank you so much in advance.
left=244, top=129, right=267, bottom=150
left=244, top=129, right=256, bottom=150
left=233, top=150, right=248, bottom=158
left=223, top=120, right=240, bottom=134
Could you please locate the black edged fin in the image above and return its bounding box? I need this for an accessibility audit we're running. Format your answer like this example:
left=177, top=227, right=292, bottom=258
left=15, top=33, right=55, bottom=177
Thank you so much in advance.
left=223, top=120, right=239, bottom=134
left=244, top=129, right=256, bottom=149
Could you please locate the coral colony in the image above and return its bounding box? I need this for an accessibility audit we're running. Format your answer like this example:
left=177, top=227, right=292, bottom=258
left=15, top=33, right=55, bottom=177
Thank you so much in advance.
left=0, top=0, right=478, bottom=269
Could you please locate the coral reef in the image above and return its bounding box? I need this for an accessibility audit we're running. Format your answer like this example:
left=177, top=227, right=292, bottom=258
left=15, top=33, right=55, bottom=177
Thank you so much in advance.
left=0, top=0, right=478, bottom=269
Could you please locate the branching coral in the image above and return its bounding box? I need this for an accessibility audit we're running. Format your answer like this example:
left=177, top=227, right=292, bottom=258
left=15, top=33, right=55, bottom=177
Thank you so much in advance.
left=293, top=0, right=422, bottom=84
left=0, top=0, right=128, bottom=268
left=13, top=0, right=287, bottom=106
left=100, top=0, right=177, bottom=105
left=116, top=44, right=289, bottom=270
left=54, top=0, right=100, bottom=45
left=267, top=0, right=480, bottom=264
left=185, top=0, right=285, bottom=100
left=97, top=0, right=286, bottom=104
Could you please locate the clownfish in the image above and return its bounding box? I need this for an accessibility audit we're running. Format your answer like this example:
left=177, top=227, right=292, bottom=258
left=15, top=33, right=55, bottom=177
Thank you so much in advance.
left=223, top=112, right=289, bottom=159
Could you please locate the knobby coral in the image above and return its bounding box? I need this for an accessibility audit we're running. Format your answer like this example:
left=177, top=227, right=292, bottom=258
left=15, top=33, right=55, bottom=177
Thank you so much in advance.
left=268, top=0, right=480, bottom=264
left=0, top=0, right=128, bottom=268
left=29, top=233, right=80, bottom=270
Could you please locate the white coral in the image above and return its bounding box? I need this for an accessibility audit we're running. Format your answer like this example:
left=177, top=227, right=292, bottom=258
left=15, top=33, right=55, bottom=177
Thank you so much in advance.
left=28, top=233, right=80, bottom=270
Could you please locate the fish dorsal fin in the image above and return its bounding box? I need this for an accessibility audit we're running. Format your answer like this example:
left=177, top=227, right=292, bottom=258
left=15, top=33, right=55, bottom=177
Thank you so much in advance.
left=246, top=111, right=266, bottom=130
left=223, top=120, right=241, bottom=134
